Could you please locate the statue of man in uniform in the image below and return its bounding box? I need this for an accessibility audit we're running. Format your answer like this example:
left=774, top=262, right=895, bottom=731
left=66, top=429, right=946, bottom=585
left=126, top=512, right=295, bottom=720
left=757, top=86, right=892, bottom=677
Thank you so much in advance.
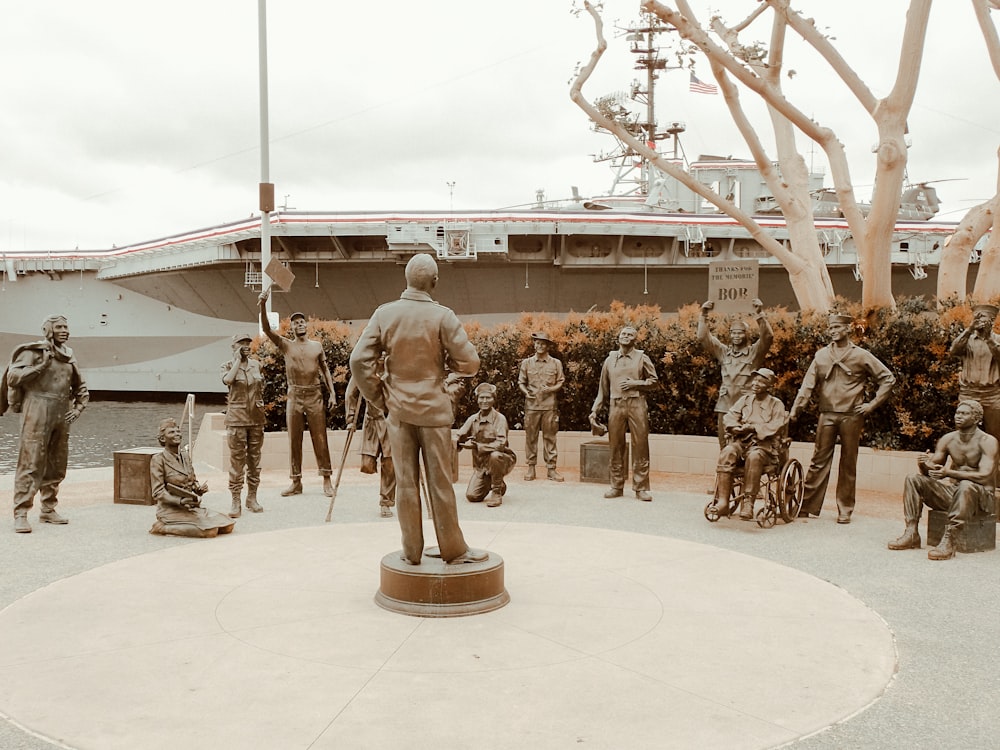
left=2, top=314, right=89, bottom=533
left=949, top=303, right=1000, bottom=456
left=518, top=332, right=565, bottom=482
left=221, top=333, right=266, bottom=517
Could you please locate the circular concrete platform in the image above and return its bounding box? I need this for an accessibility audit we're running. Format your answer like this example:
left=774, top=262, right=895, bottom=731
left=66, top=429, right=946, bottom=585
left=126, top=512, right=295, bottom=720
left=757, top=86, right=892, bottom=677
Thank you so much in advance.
left=376, top=550, right=510, bottom=617
left=0, top=521, right=895, bottom=750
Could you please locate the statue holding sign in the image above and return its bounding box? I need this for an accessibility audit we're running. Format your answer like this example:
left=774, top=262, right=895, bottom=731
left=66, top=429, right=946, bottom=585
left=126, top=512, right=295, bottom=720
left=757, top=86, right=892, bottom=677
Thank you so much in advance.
left=698, top=298, right=773, bottom=447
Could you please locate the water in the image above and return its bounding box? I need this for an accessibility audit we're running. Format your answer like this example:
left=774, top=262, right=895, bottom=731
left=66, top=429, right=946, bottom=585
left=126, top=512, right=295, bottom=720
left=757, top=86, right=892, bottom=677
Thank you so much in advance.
left=0, top=398, right=223, bottom=473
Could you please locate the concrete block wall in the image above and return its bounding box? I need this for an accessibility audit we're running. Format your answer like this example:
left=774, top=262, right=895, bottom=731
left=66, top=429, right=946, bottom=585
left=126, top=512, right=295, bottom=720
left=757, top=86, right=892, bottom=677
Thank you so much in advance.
left=194, top=412, right=915, bottom=495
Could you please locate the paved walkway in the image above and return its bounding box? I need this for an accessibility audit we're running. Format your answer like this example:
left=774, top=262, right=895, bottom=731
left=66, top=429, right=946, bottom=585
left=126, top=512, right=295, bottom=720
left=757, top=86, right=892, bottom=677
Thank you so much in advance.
left=0, top=465, right=997, bottom=749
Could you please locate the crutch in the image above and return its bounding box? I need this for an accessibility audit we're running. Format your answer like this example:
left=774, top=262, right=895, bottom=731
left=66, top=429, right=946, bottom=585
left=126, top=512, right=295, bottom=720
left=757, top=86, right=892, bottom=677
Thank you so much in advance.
left=325, top=406, right=360, bottom=522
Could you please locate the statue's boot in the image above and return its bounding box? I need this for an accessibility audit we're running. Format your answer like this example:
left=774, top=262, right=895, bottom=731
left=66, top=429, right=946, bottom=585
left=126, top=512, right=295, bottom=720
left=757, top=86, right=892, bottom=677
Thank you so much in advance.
left=245, top=490, right=263, bottom=513
left=928, top=529, right=956, bottom=560
left=323, top=476, right=334, bottom=497
left=739, top=494, right=756, bottom=521
left=711, top=472, right=734, bottom=517
left=39, top=509, right=69, bottom=525
left=486, top=490, right=503, bottom=507
left=887, top=523, right=921, bottom=550
left=281, top=481, right=303, bottom=497
left=523, top=466, right=536, bottom=481
left=547, top=468, right=564, bottom=482
left=229, top=492, right=242, bottom=519
left=14, top=514, right=31, bottom=534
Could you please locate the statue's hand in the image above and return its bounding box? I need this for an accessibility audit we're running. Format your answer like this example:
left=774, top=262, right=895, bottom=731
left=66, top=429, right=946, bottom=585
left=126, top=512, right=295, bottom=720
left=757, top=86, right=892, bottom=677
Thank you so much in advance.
left=751, top=298, right=763, bottom=314
left=258, top=288, right=270, bottom=304
left=64, top=408, right=81, bottom=424
left=701, top=300, right=714, bottom=314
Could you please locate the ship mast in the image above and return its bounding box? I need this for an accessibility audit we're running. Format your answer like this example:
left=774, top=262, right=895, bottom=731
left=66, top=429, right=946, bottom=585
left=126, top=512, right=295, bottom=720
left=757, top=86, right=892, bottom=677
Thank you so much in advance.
left=592, top=11, right=686, bottom=198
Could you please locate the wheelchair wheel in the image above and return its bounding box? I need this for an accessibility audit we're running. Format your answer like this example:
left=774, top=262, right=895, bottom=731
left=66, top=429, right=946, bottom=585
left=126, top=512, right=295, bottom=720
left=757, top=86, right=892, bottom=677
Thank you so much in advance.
left=779, top=459, right=804, bottom=522
left=704, top=501, right=721, bottom=522
left=756, top=505, right=777, bottom=528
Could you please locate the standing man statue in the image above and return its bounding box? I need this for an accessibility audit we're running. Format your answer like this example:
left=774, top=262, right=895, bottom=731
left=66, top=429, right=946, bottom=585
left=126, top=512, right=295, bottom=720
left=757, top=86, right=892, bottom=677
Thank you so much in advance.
left=888, top=400, right=997, bottom=560
left=258, top=288, right=337, bottom=497
left=789, top=313, right=895, bottom=523
left=345, top=362, right=396, bottom=518
left=457, top=383, right=517, bottom=507
left=350, top=253, right=487, bottom=565
left=949, top=303, right=1000, bottom=451
left=698, top=298, right=773, bottom=447
left=590, top=325, right=658, bottom=502
left=1, top=315, right=88, bottom=533
left=221, top=333, right=265, bottom=518
left=518, top=331, right=565, bottom=482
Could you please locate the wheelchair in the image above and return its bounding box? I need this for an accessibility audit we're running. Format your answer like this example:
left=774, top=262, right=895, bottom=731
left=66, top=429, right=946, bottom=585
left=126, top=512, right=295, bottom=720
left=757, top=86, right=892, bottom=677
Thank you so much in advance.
left=703, top=431, right=804, bottom=528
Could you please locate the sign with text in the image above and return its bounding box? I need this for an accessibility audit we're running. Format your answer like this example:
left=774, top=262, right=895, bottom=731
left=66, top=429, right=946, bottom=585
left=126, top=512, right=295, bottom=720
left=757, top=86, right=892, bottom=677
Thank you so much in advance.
left=707, top=259, right=759, bottom=314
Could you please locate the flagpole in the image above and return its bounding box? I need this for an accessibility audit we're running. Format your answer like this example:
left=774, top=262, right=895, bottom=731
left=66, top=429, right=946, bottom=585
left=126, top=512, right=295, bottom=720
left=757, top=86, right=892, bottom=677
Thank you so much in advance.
left=258, top=0, right=274, bottom=314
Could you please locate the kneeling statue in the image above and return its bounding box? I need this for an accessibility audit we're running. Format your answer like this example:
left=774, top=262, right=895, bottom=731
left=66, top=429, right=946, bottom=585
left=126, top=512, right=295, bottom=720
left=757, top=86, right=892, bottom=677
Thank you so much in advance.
left=149, top=418, right=236, bottom=538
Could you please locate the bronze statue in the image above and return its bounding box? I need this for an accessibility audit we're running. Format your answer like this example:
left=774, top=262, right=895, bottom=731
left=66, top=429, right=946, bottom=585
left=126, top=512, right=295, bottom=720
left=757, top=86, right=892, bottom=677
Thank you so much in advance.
left=590, top=325, right=658, bottom=502
left=888, top=400, right=997, bottom=560
left=258, top=288, right=337, bottom=497
left=949, top=303, right=1000, bottom=455
left=698, top=298, right=774, bottom=447
left=1, top=315, right=88, bottom=533
left=345, top=366, right=396, bottom=518
left=789, top=313, right=895, bottom=523
left=221, top=333, right=265, bottom=518
left=148, top=418, right=235, bottom=538
left=710, top=368, right=788, bottom=521
left=518, top=332, right=565, bottom=482
left=349, top=253, right=487, bottom=564
left=457, top=383, right=517, bottom=507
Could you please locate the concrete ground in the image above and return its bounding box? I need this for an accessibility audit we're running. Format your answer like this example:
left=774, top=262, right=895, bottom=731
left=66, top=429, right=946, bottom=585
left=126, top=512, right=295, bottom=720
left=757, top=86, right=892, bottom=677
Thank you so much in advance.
left=0, top=464, right=997, bottom=749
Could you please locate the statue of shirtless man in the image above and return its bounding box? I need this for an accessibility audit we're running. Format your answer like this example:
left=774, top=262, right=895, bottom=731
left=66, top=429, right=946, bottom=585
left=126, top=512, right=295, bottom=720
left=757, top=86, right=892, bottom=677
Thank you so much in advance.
left=888, top=400, right=997, bottom=560
left=259, top=289, right=337, bottom=497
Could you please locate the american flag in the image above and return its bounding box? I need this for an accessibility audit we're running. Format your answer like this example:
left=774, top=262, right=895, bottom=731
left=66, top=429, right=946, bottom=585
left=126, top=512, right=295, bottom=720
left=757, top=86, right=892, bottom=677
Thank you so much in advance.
left=689, top=72, right=718, bottom=95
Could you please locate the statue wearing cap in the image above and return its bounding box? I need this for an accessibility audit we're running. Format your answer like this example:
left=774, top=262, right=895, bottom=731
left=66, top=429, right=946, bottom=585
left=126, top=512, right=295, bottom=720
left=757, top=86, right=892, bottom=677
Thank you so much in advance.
left=517, top=331, right=565, bottom=482
left=220, top=333, right=265, bottom=517
left=710, top=368, right=788, bottom=521
left=344, top=353, right=396, bottom=518
left=790, top=313, right=895, bottom=523
left=258, top=288, right=338, bottom=498
left=456, top=383, right=517, bottom=507
left=698, top=298, right=773, bottom=448
left=949, top=303, right=1000, bottom=455
left=2, top=314, right=89, bottom=533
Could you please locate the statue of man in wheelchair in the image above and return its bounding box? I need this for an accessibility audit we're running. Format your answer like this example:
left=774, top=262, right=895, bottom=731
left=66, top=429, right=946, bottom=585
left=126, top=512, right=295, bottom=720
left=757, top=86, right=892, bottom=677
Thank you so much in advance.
left=706, top=368, right=803, bottom=526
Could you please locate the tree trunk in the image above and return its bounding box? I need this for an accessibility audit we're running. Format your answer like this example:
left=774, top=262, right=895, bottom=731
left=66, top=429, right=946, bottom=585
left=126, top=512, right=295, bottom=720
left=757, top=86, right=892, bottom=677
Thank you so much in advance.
left=937, top=199, right=994, bottom=302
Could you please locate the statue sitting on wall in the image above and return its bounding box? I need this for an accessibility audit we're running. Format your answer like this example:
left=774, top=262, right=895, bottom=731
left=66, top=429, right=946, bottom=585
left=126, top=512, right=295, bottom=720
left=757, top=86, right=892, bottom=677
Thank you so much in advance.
left=149, top=418, right=236, bottom=538
left=709, top=368, right=788, bottom=521
left=888, top=400, right=997, bottom=560
left=456, top=383, right=517, bottom=507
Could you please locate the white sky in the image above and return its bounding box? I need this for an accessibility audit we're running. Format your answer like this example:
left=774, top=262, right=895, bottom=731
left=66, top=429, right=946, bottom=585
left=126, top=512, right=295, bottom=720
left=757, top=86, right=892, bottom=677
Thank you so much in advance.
left=1, top=0, right=998, bottom=251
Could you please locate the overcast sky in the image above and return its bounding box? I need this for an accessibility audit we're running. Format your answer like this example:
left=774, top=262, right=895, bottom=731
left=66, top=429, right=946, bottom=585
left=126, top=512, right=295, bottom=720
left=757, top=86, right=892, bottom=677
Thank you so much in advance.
left=2, top=0, right=998, bottom=252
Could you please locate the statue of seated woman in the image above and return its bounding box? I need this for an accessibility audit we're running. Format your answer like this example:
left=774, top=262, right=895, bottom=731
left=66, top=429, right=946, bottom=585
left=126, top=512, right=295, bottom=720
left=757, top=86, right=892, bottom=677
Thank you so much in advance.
left=149, top=417, right=236, bottom=538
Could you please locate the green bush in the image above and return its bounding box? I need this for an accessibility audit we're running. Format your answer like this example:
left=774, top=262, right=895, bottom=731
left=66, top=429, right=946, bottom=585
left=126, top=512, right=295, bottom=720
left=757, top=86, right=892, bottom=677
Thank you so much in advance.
left=254, top=299, right=978, bottom=452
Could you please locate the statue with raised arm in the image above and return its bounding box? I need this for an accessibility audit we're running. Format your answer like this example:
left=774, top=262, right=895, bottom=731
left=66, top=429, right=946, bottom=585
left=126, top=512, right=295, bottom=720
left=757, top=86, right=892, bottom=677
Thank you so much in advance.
left=221, top=333, right=265, bottom=517
left=1, top=314, right=88, bottom=534
left=789, top=313, right=895, bottom=523
left=698, top=298, right=773, bottom=448
left=148, top=418, right=236, bottom=538
left=589, top=325, right=658, bottom=502
left=888, top=400, right=997, bottom=560
left=258, top=288, right=337, bottom=497
left=949, top=303, right=1000, bottom=453
left=349, top=253, right=486, bottom=565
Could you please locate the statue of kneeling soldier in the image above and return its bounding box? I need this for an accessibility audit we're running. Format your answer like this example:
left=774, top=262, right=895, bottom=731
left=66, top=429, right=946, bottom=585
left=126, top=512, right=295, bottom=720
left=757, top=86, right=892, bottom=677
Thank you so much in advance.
left=456, top=383, right=517, bottom=507
left=888, top=400, right=997, bottom=560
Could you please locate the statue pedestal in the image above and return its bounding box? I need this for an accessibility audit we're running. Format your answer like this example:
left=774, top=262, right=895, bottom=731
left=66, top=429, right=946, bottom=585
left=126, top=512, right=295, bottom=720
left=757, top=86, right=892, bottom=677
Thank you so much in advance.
left=375, top=550, right=510, bottom=618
